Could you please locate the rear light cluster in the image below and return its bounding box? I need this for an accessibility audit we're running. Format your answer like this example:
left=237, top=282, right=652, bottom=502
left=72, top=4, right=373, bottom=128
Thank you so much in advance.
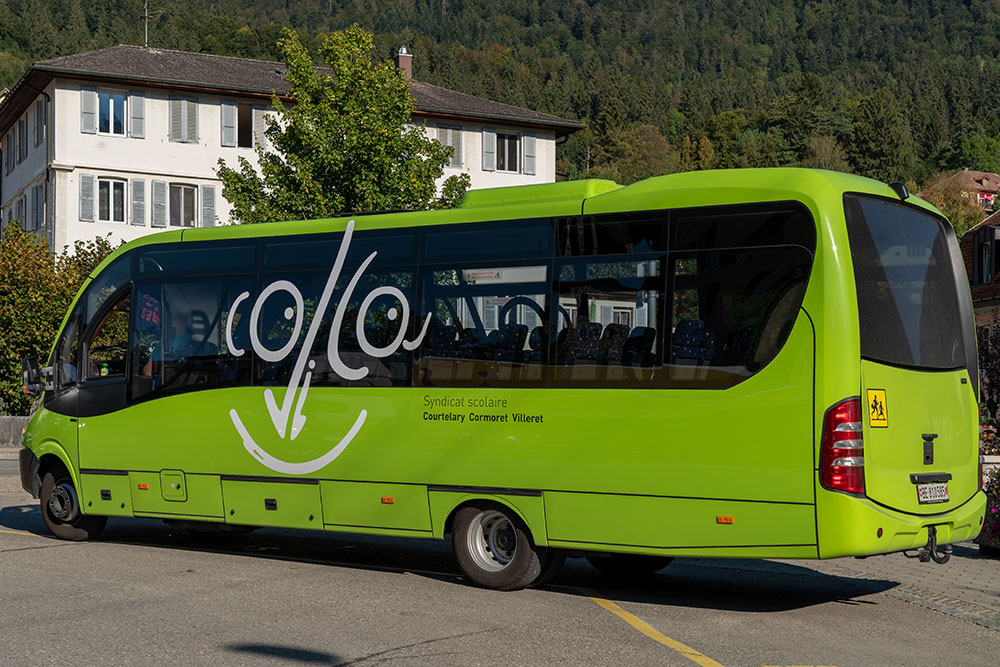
left=821, top=397, right=865, bottom=495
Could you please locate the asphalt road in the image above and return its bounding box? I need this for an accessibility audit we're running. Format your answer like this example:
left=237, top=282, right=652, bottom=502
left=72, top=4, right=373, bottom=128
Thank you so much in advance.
left=1, top=461, right=997, bottom=667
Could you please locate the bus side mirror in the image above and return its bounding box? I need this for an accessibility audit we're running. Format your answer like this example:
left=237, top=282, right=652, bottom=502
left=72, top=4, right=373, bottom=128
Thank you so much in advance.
left=21, top=357, right=53, bottom=395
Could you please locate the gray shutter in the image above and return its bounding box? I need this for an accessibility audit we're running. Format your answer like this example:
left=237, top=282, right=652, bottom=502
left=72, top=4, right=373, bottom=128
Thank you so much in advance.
left=186, top=99, right=198, bottom=143
left=252, top=106, right=267, bottom=148
left=151, top=180, right=167, bottom=228
left=200, top=184, right=216, bottom=227
left=130, top=178, right=146, bottom=226
left=34, top=101, right=42, bottom=146
left=482, top=128, right=496, bottom=171
left=221, top=102, right=236, bottom=147
left=79, top=173, right=95, bottom=222
left=169, top=99, right=182, bottom=141
left=129, top=92, right=145, bottom=139
left=80, top=88, right=96, bottom=134
left=522, top=132, right=536, bottom=175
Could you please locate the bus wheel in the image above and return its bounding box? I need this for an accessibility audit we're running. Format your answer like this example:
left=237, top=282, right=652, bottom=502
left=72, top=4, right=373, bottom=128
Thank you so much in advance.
left=40, top=471, right=107, bottom=541
left=586, top=554, right=673, bottom=577
left=531, top=548, right=566, bottom=588
left=453, top=504, right=542, bottom=590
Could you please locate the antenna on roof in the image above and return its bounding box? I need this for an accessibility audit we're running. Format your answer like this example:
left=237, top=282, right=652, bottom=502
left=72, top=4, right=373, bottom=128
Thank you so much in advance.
left=142, top=1, right=163, bottom=49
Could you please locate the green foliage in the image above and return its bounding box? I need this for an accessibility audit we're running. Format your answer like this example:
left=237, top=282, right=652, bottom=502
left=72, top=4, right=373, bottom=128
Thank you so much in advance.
left=6, top=2, right=1000, bottom=182
left=919, top=172, right=988, bottom=237
left=0, top=228, right=115, bottom=415
left=216, top=26, right=468, bottom=223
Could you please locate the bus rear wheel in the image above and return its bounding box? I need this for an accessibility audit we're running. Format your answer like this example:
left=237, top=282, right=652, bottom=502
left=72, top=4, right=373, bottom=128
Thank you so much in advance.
left=453, top=504, right=542, bottom=590
left=40, top=471, right=107, bottom=541
left=586, top=554, right=673, bottom=577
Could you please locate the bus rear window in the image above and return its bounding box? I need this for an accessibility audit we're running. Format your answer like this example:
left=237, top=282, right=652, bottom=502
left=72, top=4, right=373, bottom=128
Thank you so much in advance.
left=844, top=195, right=966, bottom=370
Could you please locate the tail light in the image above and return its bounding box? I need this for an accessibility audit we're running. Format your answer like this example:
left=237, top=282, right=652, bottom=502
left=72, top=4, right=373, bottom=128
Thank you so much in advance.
left=821, top=397, right=865, bottom=495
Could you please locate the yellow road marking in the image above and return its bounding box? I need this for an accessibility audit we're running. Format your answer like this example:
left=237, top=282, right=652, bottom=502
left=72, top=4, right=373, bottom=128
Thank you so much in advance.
left=588, top=595, right=725, bottom=667
left=0, top=528, right=35, bottom=537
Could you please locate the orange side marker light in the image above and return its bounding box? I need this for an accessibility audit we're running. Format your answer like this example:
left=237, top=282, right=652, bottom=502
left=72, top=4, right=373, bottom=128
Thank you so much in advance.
left=138, top=483, right=150, bottom=491
left=716, top=516, right=734, bottom=525
left=381, top=496, right=395, bottom=504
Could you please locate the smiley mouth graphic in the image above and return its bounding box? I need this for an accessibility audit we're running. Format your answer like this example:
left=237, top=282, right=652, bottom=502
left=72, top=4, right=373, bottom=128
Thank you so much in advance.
left=230, top=408, right=367, bottom=475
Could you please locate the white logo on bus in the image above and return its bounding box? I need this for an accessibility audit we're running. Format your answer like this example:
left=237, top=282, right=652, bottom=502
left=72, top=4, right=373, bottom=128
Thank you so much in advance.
left=227, top=220, right=431, bottom=474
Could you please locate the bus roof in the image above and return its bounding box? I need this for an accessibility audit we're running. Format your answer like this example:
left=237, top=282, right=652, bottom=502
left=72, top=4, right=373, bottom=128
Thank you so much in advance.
left=87, top=168, right=942, bottom=279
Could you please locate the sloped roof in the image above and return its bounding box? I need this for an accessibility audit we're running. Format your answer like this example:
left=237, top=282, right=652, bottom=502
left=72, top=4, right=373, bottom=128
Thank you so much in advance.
left=0, top=45, right=581, bottom=134
left=952, top=168, right=1000, bottom=193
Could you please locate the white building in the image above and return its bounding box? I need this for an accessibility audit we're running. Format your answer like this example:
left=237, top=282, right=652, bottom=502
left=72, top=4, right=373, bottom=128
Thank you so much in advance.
left=0, top=45, right=581, bottom=251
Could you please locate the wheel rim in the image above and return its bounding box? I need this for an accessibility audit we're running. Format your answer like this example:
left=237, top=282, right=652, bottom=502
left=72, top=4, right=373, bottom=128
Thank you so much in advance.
left=47, top=482, right=79, bottom=523
left=466, top=510, right=517, bottom=572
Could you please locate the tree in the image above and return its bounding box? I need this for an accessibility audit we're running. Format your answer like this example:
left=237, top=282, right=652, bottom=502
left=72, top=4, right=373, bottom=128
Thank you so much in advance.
left=849, top=88, right=911, bottom=183
left=0, top=228, right=115, bottom=415
left=953, top=135, right=1000, bottom=174
left=217, top=25, right=468, bottom=224
left=919, top=172, right=988, bottom=237
left=802, top=135, right=850, bottom=172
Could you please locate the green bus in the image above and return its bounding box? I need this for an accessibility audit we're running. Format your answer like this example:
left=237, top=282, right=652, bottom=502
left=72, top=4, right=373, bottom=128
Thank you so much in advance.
left=19, top=168, right=986, bottom=590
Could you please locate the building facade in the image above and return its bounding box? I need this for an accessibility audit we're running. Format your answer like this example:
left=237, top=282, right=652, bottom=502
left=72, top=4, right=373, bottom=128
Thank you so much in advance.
left=0, top=46, right=581, bottom=251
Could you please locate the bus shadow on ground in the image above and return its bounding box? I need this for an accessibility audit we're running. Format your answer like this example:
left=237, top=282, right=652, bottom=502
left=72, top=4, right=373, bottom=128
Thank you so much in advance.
left=1, top=504, right=897, bottom=613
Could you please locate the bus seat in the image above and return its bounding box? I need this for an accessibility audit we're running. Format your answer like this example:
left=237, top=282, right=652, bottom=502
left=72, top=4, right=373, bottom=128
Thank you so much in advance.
left=527, top=326, right=547, bottom=362
left=599, top=323, right=629, bottom=364
left=622, top=326, right=657, bottom=366
left=672, top=318, right=714, bottom=364
left=565, top=321, right=602, bottom=364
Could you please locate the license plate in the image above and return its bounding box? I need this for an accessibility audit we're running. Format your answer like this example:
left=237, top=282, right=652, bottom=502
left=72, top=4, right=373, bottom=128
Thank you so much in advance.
left=917, top=482, right=949, bottom=504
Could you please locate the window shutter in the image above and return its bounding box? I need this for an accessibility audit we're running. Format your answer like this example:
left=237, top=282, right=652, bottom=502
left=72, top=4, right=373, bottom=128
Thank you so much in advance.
left=129, top=92, right=145, bottom=139
left=130, top=179, right=146, bottom=226
left=252, top=106, right=267, bottom=148
left=80, top=88, right=97, bottom=134
left=482, top=128, right=496, bottom=171
left=600, top=305, right=612, bottom=325
left=186, top=99, right=198, bottom=143
left=169, top=99, right=183, bottom=141
left=79, top=173, right=95, bottom=222
left=523, top=132, right=536, bottom=175
left=200, top=184, right=216, bottom=227
left=34, top=101, right=42, bottom=146
left=221, top=102, right=237, bottom=147
left=151, top=179, right=167, bottom=228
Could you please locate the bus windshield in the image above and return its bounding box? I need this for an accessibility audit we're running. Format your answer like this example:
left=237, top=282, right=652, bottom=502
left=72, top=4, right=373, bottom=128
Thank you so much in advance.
left=844, top=195, right=968, bottom=370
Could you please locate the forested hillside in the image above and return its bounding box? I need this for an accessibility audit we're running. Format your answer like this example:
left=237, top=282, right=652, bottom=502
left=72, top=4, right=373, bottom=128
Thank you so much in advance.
left=3, top=0, right=1000, bottom=188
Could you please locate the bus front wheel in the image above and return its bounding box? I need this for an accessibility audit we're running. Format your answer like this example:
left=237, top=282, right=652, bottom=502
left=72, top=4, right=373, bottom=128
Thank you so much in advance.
left=453, top=504, right=543, bottom=590
left=40, top=471, right=107, bottom=541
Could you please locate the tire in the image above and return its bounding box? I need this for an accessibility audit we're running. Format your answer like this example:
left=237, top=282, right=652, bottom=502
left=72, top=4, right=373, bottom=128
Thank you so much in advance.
left=40, top=470, right=107, bottom=541
left=531, top=548, right=566, bottom=588
left=453, top=503, right=543, bottom=590
left=980, top=543, right=1000, bottom=558
left=586, top=553, right=673, bottom=577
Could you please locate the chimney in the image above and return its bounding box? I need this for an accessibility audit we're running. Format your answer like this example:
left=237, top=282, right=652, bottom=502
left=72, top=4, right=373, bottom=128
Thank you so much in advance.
left=394, top=46, right=412, bottom=81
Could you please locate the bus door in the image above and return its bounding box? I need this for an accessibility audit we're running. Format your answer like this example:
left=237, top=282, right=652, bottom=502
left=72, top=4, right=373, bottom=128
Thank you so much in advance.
left=75, top=283, right=135, bottom=517
left=844, top=196, right=979, bottom=521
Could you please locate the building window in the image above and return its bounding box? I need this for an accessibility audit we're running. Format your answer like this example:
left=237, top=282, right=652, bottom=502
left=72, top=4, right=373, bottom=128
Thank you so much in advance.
left=31, top=184, right=44, bottom=231
left=34, top=99, right=46, bottom=146
left=4, top=131, right=11, bottom=174
left=99, top=91, right=126, bottom=135
left=438, top=125, right=462, bottom=167
left=169, top=184, right=196, bottom=227
left=16, top=196, right=25, bottom=225
left=170, top=98, right=198, bottom=143
left=983, top=241, right=993, bottom=283
left=496, top=132, right=519, bottom=172
left=98, top=178, right=126, bottom=223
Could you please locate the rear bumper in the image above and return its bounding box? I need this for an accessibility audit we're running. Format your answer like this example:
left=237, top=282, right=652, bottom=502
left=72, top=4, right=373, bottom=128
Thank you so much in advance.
left=19, top=447, right=41, bottom=499
left=816, top=486, right=987, bottom=558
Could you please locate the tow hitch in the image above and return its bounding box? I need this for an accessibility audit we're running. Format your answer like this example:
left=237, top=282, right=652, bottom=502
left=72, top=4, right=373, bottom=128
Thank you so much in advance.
left=904, top=525, right=952, bottom=564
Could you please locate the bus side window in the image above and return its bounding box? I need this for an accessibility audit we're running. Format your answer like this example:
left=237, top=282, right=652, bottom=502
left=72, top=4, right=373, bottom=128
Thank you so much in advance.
left=130, top=278, right=254, bottom=403
left=85, top=295, right=130, bottom=380
left=53, top=307, right=81, bottom=389
left=666, top=204, right=815, bottom=389
left=552, top=256, right=665, bottom=388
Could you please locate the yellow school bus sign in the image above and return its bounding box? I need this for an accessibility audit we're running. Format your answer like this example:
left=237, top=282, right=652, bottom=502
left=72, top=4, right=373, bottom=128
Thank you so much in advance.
left=867, top=389, right=888, bottom=428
